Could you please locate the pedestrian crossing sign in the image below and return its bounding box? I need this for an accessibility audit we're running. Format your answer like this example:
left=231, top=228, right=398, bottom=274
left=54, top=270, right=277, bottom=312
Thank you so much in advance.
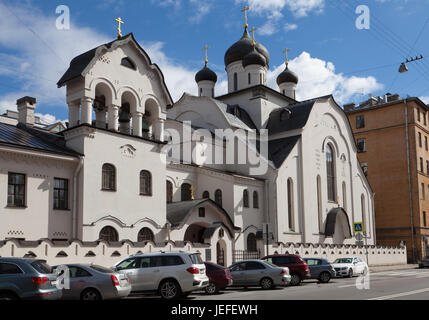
left=354, top=222, right=364, bottom=233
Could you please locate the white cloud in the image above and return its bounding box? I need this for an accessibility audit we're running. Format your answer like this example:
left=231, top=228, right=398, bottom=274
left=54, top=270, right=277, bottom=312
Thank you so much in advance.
left=267, top=52, right=384, bottom=104
left=421, top=96, right=429, bottom=104
left=284, top=23, right=298, bottom=32
left=237, top=0, right=325, bottom=18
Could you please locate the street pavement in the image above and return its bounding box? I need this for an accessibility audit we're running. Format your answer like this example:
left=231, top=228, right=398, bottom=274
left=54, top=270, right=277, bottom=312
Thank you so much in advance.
left=187, top=268, right=429, bottom=300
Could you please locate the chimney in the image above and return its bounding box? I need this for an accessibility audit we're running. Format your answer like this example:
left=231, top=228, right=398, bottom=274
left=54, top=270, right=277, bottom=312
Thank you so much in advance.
left=344, top=103, right=355, bottom=112
left=17, top=96, right=36, bottom=127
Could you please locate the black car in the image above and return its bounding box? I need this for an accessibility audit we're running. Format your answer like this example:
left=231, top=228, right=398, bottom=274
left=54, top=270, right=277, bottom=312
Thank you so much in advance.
left=303, top=258, right=336, bottom=283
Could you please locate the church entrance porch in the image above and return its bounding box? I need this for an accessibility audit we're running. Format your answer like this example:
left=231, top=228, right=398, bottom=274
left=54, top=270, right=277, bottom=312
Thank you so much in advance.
left=184, top=223, right=208, bottom=244
left=324, top=207, right=353, bottom=244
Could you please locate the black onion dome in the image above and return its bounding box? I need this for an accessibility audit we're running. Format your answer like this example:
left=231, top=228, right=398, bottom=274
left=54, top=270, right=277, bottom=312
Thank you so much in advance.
left=195, top=65, right=217, bottom=83
left=242, top=47, right=267, bottom=68
left=277, top=65, right=299, bottom=85
left=224, top=28, right=270, bottom=67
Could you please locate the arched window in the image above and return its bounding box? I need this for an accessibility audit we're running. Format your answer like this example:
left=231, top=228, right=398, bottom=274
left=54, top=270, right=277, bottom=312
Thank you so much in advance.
left=326, top=144, right=336, bottom=202
left=248, top=73, right=251, bottom=84
left=181, top=183, right=192, bottom=201
left=253, top=191, right=259, bottom=209
left=247, top=233, right=257, bottom=251
left=202, top=191, right=210, bottom=199
left=243, top=189, right=249, bottom=208
left=215, top=189, right=222, bottom=207
left=140, top=170, right=152, bottom=196
left=287, top=178, right=295, bottom=231
left=361, top=194, right=366, bottom=234
left=260, top=73, right=263, bottom=84
left=317, top=175, right=323, bottom=233
left=102, top=164, right=116, bottom=191
left=121, top=57, right=136, bottom=70
left=166, top=180, right=173, bottom=203
left=137, top=227, right=154, bottom=242
left=234, top=73, right=238, bottom=91
left=99, top=226, right=118, bottom=242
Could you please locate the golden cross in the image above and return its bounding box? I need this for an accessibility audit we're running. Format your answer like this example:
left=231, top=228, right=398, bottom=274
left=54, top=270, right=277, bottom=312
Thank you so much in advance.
left=204, top=45, right=209, bottom=65
left=283, top=48, right=289, bottom=66
left=241, top=5, right=249, bottom=29
left=250, top=27, right=258, bottom=46
left=115, top=17, right=124, bottom=39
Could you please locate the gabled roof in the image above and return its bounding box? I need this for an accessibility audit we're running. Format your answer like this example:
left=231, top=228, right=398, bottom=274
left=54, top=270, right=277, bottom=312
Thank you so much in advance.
left=0, top=122, right=81, bottom=157
left=268, top=135, right=301, bottom=168
left=57, top=33, right=173, bottom=106
left=266, top=95, right=332, bottom=135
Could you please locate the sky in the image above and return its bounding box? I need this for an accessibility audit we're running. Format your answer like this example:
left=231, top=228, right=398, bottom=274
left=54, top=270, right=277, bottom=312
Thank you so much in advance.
left=0, top=0, right=429, bottom=124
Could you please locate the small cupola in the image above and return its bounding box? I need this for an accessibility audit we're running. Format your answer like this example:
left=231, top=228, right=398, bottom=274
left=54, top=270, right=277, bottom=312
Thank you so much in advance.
left=277, top=48, right=298, bottom=100
left=195, top=45, right=217, bottom=98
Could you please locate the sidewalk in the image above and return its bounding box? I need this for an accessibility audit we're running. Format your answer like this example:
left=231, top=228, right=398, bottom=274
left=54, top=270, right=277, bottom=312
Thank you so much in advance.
left=369, top=264, right=419, bottom=273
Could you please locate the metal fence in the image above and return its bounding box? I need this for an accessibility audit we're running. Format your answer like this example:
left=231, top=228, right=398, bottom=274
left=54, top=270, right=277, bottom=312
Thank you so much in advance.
left=232, top=249, right=261, bottom=263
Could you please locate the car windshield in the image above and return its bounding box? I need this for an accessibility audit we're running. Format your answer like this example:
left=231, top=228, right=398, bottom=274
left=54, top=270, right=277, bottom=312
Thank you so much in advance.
left=90, top=265, right=114, bottom=273
left=333, top=258, right=353, bottom=264
left=31, top=260, right=53, bottom=274
left=189, top=253, right=203, bottom=265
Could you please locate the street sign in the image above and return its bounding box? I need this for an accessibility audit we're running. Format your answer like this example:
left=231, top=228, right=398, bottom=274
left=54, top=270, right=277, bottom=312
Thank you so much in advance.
left=355, top=233, right=363, bottom=241
left=354, top=222, right=364, bottom=233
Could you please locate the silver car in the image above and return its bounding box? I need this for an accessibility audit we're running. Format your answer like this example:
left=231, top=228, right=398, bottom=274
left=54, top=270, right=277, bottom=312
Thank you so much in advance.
left=0, top=258, right=61, bottom=300
left=228, top=260, right=291, bottom=290
left=53, top=264, right=131, bottom=300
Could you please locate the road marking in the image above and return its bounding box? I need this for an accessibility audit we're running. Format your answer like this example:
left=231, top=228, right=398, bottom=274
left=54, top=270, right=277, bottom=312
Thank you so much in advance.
left=337, top=284, right=357, bottom=288
left=368, top=288, right=429, bottom=300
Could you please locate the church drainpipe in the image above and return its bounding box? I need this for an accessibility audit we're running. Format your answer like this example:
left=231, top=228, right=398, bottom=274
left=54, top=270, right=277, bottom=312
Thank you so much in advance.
left=404, top=98, right=416, bottom=262
left=72, top=156, right=84, bottom=239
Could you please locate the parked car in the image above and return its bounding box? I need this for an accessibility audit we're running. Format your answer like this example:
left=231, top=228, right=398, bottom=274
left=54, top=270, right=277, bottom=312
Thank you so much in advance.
left=331, top=257, right=368, bottom=277
left=52, top=264, right=131, bottom=300
left=113, top=251, right=209, bottom=299
left=419, top=256, right=429, bottom=268
left=203, top=262, right=232, bottom=294
left=303, top=258, right=336, bottom=283
left=228, top=260, right=291, bottom=290
left=0, top=258, right=61, bottom=300
left=261, top=254, right=310, bottom=286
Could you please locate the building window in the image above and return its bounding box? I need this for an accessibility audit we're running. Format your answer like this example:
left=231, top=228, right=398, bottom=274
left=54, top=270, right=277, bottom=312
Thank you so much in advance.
left=243, top=189, right=249, bottom=208
left=198, top=207, right=205, bottom=218
left=202, top=191, right=210, bottom=199
left=361, top=162, right=368, bottom=176
left=422, top=183, right=426, bottom=200
left=326, top=144, right=336, bottom=202
left=199, top=88, right=202, bottom=96
left=137, top=227, right=154, bottom=242
left=424, top=211, right=427, bottom=227
left=420, top=157, right=424, bottom=172
left=418, top=109, right=421, bottom=122
left=356, top=115, right=365, bottom=129
left=317, top=175, right=323, bottom=233
left=357, top=138, right=366, bottom=153
left=99, top=226, right=119, bottom=242
left=419, top=132, right=422, bottom=148
left=234, top=73, right=238, bottom=91
left=140, top=170, right=152, bottom=196
left=121, top=57, right=136, bottom=70
left=215, top=189, right=222, bottom=207
left=248, top=73, right=251, bottom=85
left=7, top=173, right=26, bottom=207
left=342, top=182, right=347, bottom=212
left=102, top=164, right=116, bottom=191
left=247, top=233, right=257, bottom=251
left=426, top=161, right=429, bottom=175
left=166, top=181, right=173, bottom=203
left=54, top=178, right=69, bottom=210
left=287, top=178, right=295, bottom=231
left=425, top=113, right=427, bottom=126
left=253, top=191, right=259, bottom=209
left=260, top=73, right=262, bottom=84
left=181, top=183, right=193, bottom=201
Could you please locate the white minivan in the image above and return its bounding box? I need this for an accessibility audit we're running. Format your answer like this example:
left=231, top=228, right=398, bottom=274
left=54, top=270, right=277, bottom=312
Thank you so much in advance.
left=113, top=251, right=208, bottom=299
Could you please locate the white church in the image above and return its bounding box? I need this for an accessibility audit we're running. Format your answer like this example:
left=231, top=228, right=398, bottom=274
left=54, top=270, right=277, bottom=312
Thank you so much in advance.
left=0, top=20, right=382, bottom=267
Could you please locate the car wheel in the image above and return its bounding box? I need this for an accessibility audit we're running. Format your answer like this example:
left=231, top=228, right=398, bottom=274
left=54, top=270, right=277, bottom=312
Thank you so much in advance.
left=290, top=274, right=302, bottom=286
left=348, top=269, right=353, bottom=278
left=80, top=288, right=101, bottom=301
left=205, top=282, right=218, bottom=295
left=318, top=272, right=331, bottom=283
left=159, top=279, right=181, bottom=300
left=0, top=293, right=18, bottom=301
left=260, top=277, right=274, bottom=290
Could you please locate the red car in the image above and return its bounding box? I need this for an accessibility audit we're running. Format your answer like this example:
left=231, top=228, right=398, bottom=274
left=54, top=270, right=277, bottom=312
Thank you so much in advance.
left=204, top=262, right=233, bottom=294
left=261, top=254, right=310, bottom=286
